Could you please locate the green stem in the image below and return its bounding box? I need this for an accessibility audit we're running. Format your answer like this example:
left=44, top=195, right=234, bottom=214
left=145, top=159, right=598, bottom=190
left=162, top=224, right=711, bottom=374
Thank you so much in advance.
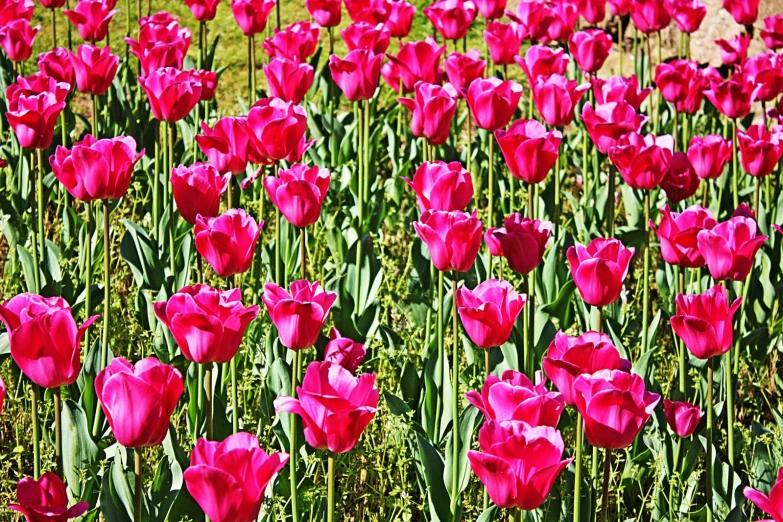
left=31, top=385, right=40, bottom=478
left=608, top=167, right=616, bottom=238
left=231, top=353, right=238, bottom=434
left=437, top=269, right=444, bottom=437
left=54, top=387, right=62, bottom=477
left=152, top=123, right=159, bottom=240
left=248, top=35, right=255, bottom=103
left=363, top=99, right=370, bottom=205
left=488, top=136, right=495, bottom=276
left=732, top=119, right=738, bottom=211
left=450, top=271, right=460, bottom=518
left=134, top=449, right=142, bottom=522
left=669, top=437, right=682, bottom=522
left=327, top=452, right=335, bottom=522
left=205, top=363, right=213, bottom=440
left=642, top=191, right=651, bottom=356
left=101, top=199, right=110, bottom=367
left=574, top=414, right=583, bottom=522
left=554, top=138, right=561, bottom=241
left=618, top=16, right=623, bottom=74
left=707, top=359, right=714, bottom=522
left=36, top=148, right=44, bottom=293
left=91, top=93, right=97, bottom=136
left=600, top=449, right=612, bottom=522
left=300, top=227, right=306, bottom=280
left=289, top=349, right=300, bottom=522
left=329, top=27, right=336, bottom=170
left=678, top=268, right=686, bottom=397
left=168, top=122, right=175, bottom=280
left=85, top=200, right=92, bottom=341
left=522, top=274, right=530, bottom=377
left=354, top=103, right=364, bottom=301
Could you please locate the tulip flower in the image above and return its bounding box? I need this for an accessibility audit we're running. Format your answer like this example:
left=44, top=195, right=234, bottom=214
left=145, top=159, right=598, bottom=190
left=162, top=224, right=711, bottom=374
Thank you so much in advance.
left=671, top=285, right=742, bottom=359
left=737, top=125, right=783, bottom=178
left=721, top=0, right=758, bottom=25
left=324, top=328, right=367, bottom=373
left=383, top=37, right=446, bottom=93
left=262, top=164, right=330, bottom=227
left=591, top=74, right=651, bottom=110
left=697, top=216, right=767, bottom=281
left=399, top=81, right=458, bottom=145
left=342, top=21, right=391, bottom=53
left=609, top=132, right=674, bottom=190
left=660, top=152, right=699, bottom=204
left=484, top=21, right=524, bottom=66
left=7, top=73, right=70, bottom=107
left=95, top=357, right=184, bottom=448
left=582, top=102, right=648, bottom=154
left=192, top=69, right=217, bottom=101
left=305, top=0, right=341, bottom=27
left=650, top=205, right=716, bottom=268
left=715, top=34, right=750, bottom=67
left=138, top=11, right=179, bottom=27
left=194, top=208, right=262, bottom=278
left=344, top=0, right=392, bottom=23
left=263, top=280, right=337, bottom=350
left=568, top=29, right=612, bottom=74
left=744, top=467, right=783, bottom=522
left=125, top=16, right=191, bottom=75
left=184, top=432, right=288, bottom=522
left=424, top=0, right=477, bottom=41
left=516, top=44, right=569, bottom=89
left=0, top=19, right=39, bottom=62
left=468, top=420, right=573, bottom=510
left=170, top=163, right=230, bottom=224
left=664, top=399, right=702, bottom=438
left=655, top=60, right=697, bottom=104
left=0, top=0, right=34, bottom=25
left=195, top=116, right=252, bottom=175
left=485, top=214, right=552, bottom=274
left=466, top=370, right=564, bottom=426
left=741, top=52, right=783, bottom=103
left=0, top=294, right=98, bottom=389
left=574, top=369, right=661, bottom=449
left=184, top=0, right=220, bottom=20
left=630, top=0, right=671, bottom=33
left=607, top=0, right=629, bottom=15
left=474, top=0, right=504, bottom=18
left=246, top=97, right=308, bottom=163
left=495, top=119, right=562, bottom=184
left=529, top=0, right=577, bottom=43
left=444, top=50, right=485, bottom=96
left=38, top=48, right=77, bottom=87
left=154, top=284, right=259, bottom=364
left=262, top=21, right=320, bottom=62
left=543, top=330, right=631, bottom=406
left=687, top=134, right=731, bottom=180
left=455, top=279, right=526, bottom=349
left=576, top=0, right=605, bottom=24
left=667, top=0, right=706, bottom=33
left=6, top=91, right=65, bottom=149
left=386, top=0, right=415, bottom=37
left=733, top=202, right=755, bottom=220
left=231, top=0, right=276, bottom=35
left=329, top=49, right=383, bottom=102
left=567, top=237, right=635, bottom=307
left=69, top=44, right=119, bottom=97
left=262, top=57, right=314, bottom=105
left=676, top=66, right=716, bottom=114
left=9, top=473, right=89, bottom=521
left=704, top=76, right=752, bottom=120
left=414, top=209, right=483, bottom=272
left=64, top=0, right=118, bottom=42
left=139, top=67, right=202, bottom=122
left=402, top=160, right=474, bottom=212
left=274, top=361, right=379, bottom=453
left=467, top=77, right=524, bottom=131
left=761, top=15, right=783, bottom=50
left=532, top=74, right=589, bottom=128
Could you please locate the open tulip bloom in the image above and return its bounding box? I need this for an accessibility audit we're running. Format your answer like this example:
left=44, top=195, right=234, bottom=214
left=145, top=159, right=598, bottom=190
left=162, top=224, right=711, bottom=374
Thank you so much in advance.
left=9, top=472, right=89, bottom=521
left=466, top=370, right=564, bottom=426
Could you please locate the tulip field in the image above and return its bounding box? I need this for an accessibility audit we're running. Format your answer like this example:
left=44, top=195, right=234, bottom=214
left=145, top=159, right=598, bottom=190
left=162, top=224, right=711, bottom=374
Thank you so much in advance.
left=3, top=0, right=783, bottom=519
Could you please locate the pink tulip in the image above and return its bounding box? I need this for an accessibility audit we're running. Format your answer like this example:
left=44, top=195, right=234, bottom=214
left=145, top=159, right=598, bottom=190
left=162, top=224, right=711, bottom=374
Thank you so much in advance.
left=195, top=116, right=252, bottom=175
left=344, top=0, right=391, bottom=23
left=676, top=66, right=716, bottom=114
left=194, top=208, right=262, bottom=277
left=532, top=74, right=589, bottom=127
left=6, top=91, right=65, bottom=149
left=138, top=11, right=179, bottom=28
left=591, top=74, right=651, bottom=110
left=715, top=34, right=750, bottom=67
left=495, top=119, right=562, bottom=184
left=761, top=15, right=783, bottom=51
left=474, top=0, right=504, bottom=18
left=95, top=357, right=184, bottom=448
left=139, top=67, right=202, bottom=122
left=170, top=163, right=230, bottom=224
left=386, top=0, right=415, bottom=37
left=403, top=160, right=473, bottom=212
left=125, top=15, right=190, bottom=75
left=650, top=204, right=716, bottom=268
left=9, top=473, right=89, bottom=522
left=0, top=18, right=39, bottom=61
left=324, top=328, right=367, bottom=373
left=342, top=21, right=390, bottom=53
left=576, top=0, right=605, bottom=24
left=667, top=0, right=706, bottom=33
left=468, top=420, right=573, bottom=510
left=609, top=132, right=674, bottom=190
left=246, top=97, right=308, bottom=163
left=263, top=57, right=314, bottom=104
left=543, top=330, right=631, bottom=406
left=660, top=151, right=699, bottom=204
left=721, top=0, right=758, bottom=25
left=262, top=163, right=330, bottom=227
left=193, top=69, right=218, bottom=101
left=0, top=0, right=34, bottom=25
left=697, top=216, right=767, bottom=281
left=467, top=77, right=524, bottom=131
left=566, top=237, right=635, bottom=307
left=630, top=0, right=671, bottom=34
left=6, top=72, right=70, bottom=107
left=744, top=467, right=783, bottom=522
left=329, top=49, right=383, bottom=102
left=51, top=135, right=143, bottom=201
left=607, top=0, right=629, bottom=15
left=655, top=59, right=697, bottom=104
left=484, top=21, right=524, bottom=66
left=274, top=361, right=378, bottom=453
left=444, top=50, right=485, bottom=96
left=466, top=370, right=563, bottom=425
left=263, top=280, right=337, bottom=350
left=0, top=294, right=98, bottom=389
left=733, top=203, right=756, bottom=220
left=568, top=29, right=612, bottom=74
left=231, top=0, right=275, bottom=35
left=184, top=0, right=220, bottom=21
left=516, top=44, right=569, bottom=89
left=184, top=432, right=288, bottom=522
left=740, top=52, right=783, bottom=103
left=516, top=0, right=577, bottom=43
left=704, top=75, right=752, bottom=120
left=70, top=44, right=119, bottom=96
left=687, top=134, right=731, bottom=180
left=38, top=48, right=77, bottom=87
left=663, top=399, right=702, bottom=438
left=64, top=0, right=118, bottom=42
left=414, top=209, right=483, bottom=272
left=485, top=214, right=552, bottom=274
left=399, top=81, right=458, bottom=145
left=582, top=101, right=648, bottom=154
left=262, top=21, right=320, bottom=62
left=671, top=285, right=742, bottom=359
left=456, top=279, right=526, bottom=349
left=424, top=0, right=477, bottom=41
left=305, top=0, right=341, bottom=27
left=737, top=124, right=783, bottom=178
left=383, top=37, right=446, bottom=93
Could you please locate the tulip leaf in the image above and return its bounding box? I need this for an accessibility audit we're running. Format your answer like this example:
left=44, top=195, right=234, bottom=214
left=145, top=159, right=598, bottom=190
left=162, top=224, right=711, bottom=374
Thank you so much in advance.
left=476, top=505, right=497, bottom=522
left=384, top=392, right=411, bottom=416
left=120, top=219, right=165, bottom=291
left=61, top=399, right=100, bottom=500
left=415, top=432, right=451, bottom=522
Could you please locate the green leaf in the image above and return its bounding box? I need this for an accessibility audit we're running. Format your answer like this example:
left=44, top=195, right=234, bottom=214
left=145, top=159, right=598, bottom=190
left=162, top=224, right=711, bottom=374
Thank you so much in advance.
left=415, top=433, right=451, bottom=522
left=61, top=399, right=99, bottom=499
left=384, top=392, right=411, bottom=416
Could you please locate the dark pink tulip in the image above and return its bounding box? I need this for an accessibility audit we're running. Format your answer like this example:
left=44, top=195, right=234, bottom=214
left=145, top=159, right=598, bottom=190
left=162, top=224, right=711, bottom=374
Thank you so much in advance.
left=6, top=92, right=65, bottom=149
left=37, top=48, right=77, bottom=87
left=607, top=0, right=629, bottom=15
left=444, top=50, right=485, bottom=96
left=484, top=21, right=524, bottom=66
left=414, top=209, right=483, bottom=272
left=737, top=124, right=783, bottom=178
left=650, top=204, right=716, bottom=268
left=655, top=59, right=697, bottom=104
left=125, top=16, right=190, bottom=75
left=51, top=135, right=143, bottom=201
left=263, top=163, right=330, bottom=227
left=516, top=44, right=569, bottom=89
left=0, top=294, right=98, bottom=389
left=8, top=473, right=89, bottom=522
left=263, top=57, right=314, bottom=104
left=184, top=0, right=220, bottom=20
left=687, top=134, right=731, bottom=180
left=518, top=0, right=576, bottom=44
left=468, top=421, right=573, bottom=510
left=532, top=74, right=589, bottom=127
left=383, top=37, right=446, bottom=93
left=70, top=44, right=119, bottom=96
left=262, top=21, right=320, bottom=62
left=591, top=74, right=651, bottom=110
left=95, top=357, right=183, bottom=448
left=667, top=0, right=706, bottom=33
left=543, top=330, right=631, bottom=406
left=697, top=216, right=767, bottom=281
left=761, top=15, right=783, bottom=51
left=466, top=370, right=563, bottom=426
left=305, top=0, right=341, bottom=27
left=399, top=81, right=458, bottom=145
left=574, top=369, right=660, bottom=449
left=721, top=0, right=758, bottom=25
left=474, top=0, right=503, bottom=18
left=495, top=119, right=562, bottom=184
left=195, top=116, right=252, bottom=175
left=671, top=285, right=741, bottom=359
left=486, top=214, right=552, bottom=274
left=344, top=0, right=391, bottom=23
left=715, top=34, right=750, bottom=67
left=194, top=209, right=262, bottom=277
left=630, top=0, right=671, bottom=34
left=744, top=468, right=783, bottom=522
left=329, top=49, right=383, bottom=101
left=609, top=132, right=674, bottom=190
left=263, top=280, right=336, bottom=350
left=342, top=21, right=390, bottom=53
left=0, top=0, right=34, bottom=25
left=139, top=67, right=202, bottom=122
left=231, top=0, right=275, bottom=35
left=568, top=29, right=612, bottom=74
left=576, top=0, right=605, bottom=25
left=6, top=72, right=70, bottom=107
left=275, top=361, right=378, bottom=453
left=64, top=0, right=118, bottom=42
left=676, top=65, right=715, bottom=115
left=466, top=77, right=523, bottom=131
left=192, top=69, right=217, bottom=101
left=138, top=11, right=179, bottom=28
left=704, top=75, right=752, bottom=120
left=324, top=328, right=367, bottom=373
left=566, top=237, right=635, bottom=307
left=0, top=19, right=38, bottom=61
left=424, top=0, right=477, bottom=41
left=740, top=52, right=783, bottom=103
left=154, top=284, right=259, bottom=364
left=403, top=160, right=473, bottom=212
left=733, top=202, right=755, bottom=220
left=170, top=162, right=230, bottom=224
left=246, top=97, right=308, bottom=163
left=664, top=399, right=702, bottom=438
left=455, top=279, right=526, bottom=349
left=184, top=433, right=288, bottom=522
left=660, top=151, right=699, bottom=204
left=386, top=0, right=415, bottom=37
left=582, top=102, right=647, bottom=155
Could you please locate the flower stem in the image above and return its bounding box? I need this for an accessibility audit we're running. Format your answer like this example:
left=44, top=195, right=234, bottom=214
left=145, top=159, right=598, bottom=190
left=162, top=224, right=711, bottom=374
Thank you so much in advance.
left=31, top=385, right=40, bottom=478
left=707, top=358, right=714, bottom=522
left=523, top=274, right=530, bottom=377
left=152, top=123, right=160, bottom=239
left=677, top=268, right=686, bottom=397
left=54, top=387, right=63, bottom=477
left=554, top=138, right=561, bottom=241
left=167, top=122, right=175, bottom=280
left=574, top=414, right=583, bottom=522
left=354, top=102, right=364, bottom=302
left=329, top=27, right=336, bottom=170
left=327, top=452, right=335, bottom=522
left=488, top=136, right=495, bottom=276
left=91, top=93, right=97, bottom=136
left=248, top=35, right=255, bottom=103
left=36, top=148, right=45, bottom=292
left=205, top=363, right=213, bottom=440
left=290, top=349, right=300, bottom=522
left=600, top=449, right=612, bottom=522
left=607, top=167, right=616, bottom=237
left=300, top=227, right=307, bottom=280
left=450, top=270, right=460, bottom=518
left=731, top=118, right=738, bottom=211
left=102, top=199, right=110, bottom=370
left=134, top=449, right=142, bottom=522
left=669, top=437, right=682, bottom=522
left=642, top=191, right=651, bottom=356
